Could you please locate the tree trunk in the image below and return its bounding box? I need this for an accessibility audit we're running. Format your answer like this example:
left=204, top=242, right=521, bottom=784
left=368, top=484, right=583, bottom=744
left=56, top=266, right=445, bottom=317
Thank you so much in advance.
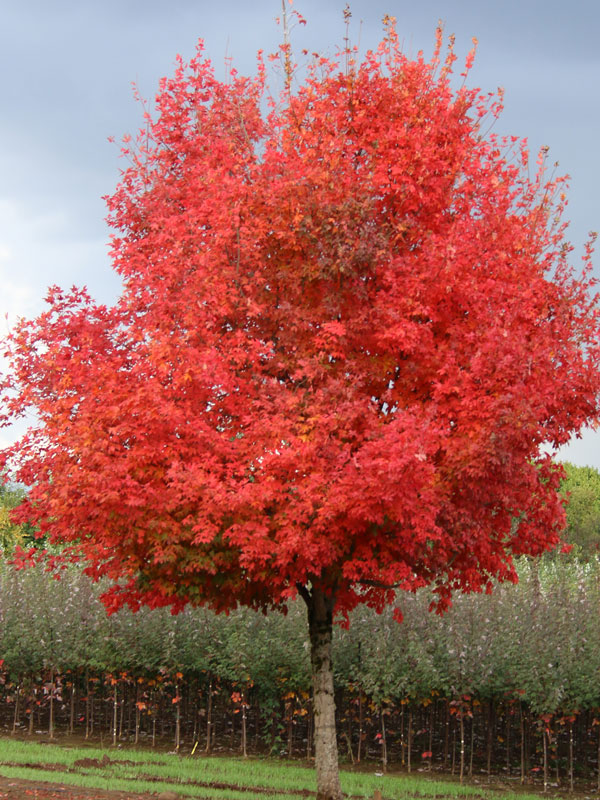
left=112, top=682, right=118, bottom=746
left=241, top=689, right=248, bottom=758
left=89, top=676, right=94, bottom=738
left=175, top=681, right=181, bottom=752
left=135, top=683, right=140, bottom=746
left=444, top=700, right=450, bottom=768
left=12, top=682, right=20, bottom=734
left=408, top=710, right=413, bottom=773
left=469, top=712, right=474, bottom=778
left=597, top=720, right=600, bottom=793
left=69, top=681, right=76, bottom=735
left=543, top=725, right=548, bottom=793
left=345, top=699, right=354, bottom=765
left=287, top=698, right=294, bottom=757
left=206, top=679, right=213, bottom=754
left=48, top=669, right=55, bottom=740
left=569, top=720, right=574, bottom=793
left=428, top=705, right=434, bottom=772
left=302, top=585, right=342, bottom=800
left=459, top=711, right=465, bottom=784
left=400, top=705, right=405, bottom=766
left=380, top=708, right=387, bottom=773
left=119, top=682, right=125, bottom=740
left=520, top=703, right=525, bottom=785
left=486, top=699, right=494, bottom=778
left=357, top=693, right=363, bottom=764
left=506, top=707, right=511, bottom=776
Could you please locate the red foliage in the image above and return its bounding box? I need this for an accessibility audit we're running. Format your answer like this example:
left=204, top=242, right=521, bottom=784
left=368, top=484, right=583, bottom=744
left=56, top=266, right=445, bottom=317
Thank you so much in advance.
left=1, top=23, right=599, bottom=620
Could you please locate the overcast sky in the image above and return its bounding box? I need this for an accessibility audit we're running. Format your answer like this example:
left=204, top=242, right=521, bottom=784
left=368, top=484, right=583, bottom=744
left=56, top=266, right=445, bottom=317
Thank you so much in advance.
left=1, top=0, right=599, bottom=466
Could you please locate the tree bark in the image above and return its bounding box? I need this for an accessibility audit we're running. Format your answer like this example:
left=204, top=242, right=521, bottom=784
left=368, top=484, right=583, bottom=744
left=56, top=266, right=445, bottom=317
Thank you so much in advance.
left=444, top=700, right=450, bottom=768
left=241, top=688, right=248, bottom=758
left=48, top=669, right=55, bottom=740
left=357, top=693, right=363, bottom=764
left=597, top=720, right=600, bottom=793
left=301, top=584, right=342, bottom=800
left=543, top=725, right=548, bottom=793
left=12, top=682, right=20, bottom=734
left=112, top=681, right=118, bottom=747
left=175, top=680, right=181, bottom=752
left=569, top=720, right=574, bottom=793
left=380, top=708, right=388, bottom=773
left=486, top=699, right=494, bottom=778
left=459, top=710, right=465, bottom=784
left=69, top=681, right=76, bottom=736
left=206, top=679, right=213, bottom=754
left=408, top=710, right=413, bottom=773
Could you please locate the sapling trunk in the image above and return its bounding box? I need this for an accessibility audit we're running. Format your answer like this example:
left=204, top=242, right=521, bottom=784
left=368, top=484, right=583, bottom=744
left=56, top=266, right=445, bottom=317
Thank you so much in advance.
left=175, top=681, right=181, bottom=751
left=380, top=708, right=387, bottom=773
left=451, top=724, right=456, bottom=775
left=356, top=693, right=363, bottom=764
left=486, top=699, right=494, bottom=778
left=85, top=672, right=89, bottom=739
left=346, top=702, right=354, bottom=764
left=49, top=669, right=54, bottom=740
left=118, top=682, right=125, bottom=740
left=112, top=682, right=118, bottom=746
left=206, top=679, right=213, bottom=754
left=597, top=722, right=600, bottom=793
left=429, top=705, right=434, bottom=772
left=241, top=689, right=248, bottom=758
left=569, top=721, right=574, bottom=793
left=125, top=682, right=132, bottom=740
left=520, top=703, right=525, bottom=784
left=254, top=702, right=260, bottom=751
left=444, top=700, right=450, bottom=768
left=469, top=712, right=474, bottom=778
left=400, top=705, right=405, bottom=766
left=506, top=708, right=511, bottom=775
left=12, top=683, right=19, bottom=734
left=135, top=683, right=140, bottom=745
left=69, top=681, right=75, bottom=735
left=408, top=710, right=413, bottom=773
left=287, top=698, right=293, bottom=757
left=543, top=726, right=548, bottom=793
left=459, top=711, right=465, bottom=784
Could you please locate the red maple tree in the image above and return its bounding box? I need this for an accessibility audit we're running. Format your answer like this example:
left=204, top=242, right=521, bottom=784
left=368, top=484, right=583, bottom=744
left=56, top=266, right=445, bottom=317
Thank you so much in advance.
left=2, top=19, right=599, bottom=799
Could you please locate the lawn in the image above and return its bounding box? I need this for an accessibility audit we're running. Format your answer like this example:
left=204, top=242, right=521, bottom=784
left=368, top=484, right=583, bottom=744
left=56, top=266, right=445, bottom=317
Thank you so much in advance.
left=0, top=737, right=551, bottom=799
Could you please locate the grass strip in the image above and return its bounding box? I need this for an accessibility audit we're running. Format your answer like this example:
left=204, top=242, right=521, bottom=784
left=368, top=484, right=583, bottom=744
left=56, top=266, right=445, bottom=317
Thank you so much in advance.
left=0, top=764, right=304, bottom=800
left=0, top=738, right=546, bottom=800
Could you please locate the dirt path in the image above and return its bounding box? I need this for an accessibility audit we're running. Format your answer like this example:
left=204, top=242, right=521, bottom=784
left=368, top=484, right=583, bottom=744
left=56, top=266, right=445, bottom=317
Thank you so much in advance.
left=0, top=774, right=174, bottom=800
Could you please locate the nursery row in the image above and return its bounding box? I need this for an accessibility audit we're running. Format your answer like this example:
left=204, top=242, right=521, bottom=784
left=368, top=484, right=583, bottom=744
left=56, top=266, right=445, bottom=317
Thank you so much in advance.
left=1, top=558, right=599, bottom=786
left=1, top=668, right=599, bottom=791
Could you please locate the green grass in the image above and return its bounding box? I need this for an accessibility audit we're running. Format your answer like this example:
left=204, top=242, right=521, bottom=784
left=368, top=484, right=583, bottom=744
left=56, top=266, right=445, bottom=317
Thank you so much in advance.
left=0, top=737, right=547, bottom=799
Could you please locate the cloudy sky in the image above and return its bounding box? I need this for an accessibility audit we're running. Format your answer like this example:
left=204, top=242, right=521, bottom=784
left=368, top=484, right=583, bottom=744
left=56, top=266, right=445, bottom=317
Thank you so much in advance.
left=1, top=0, right=599, bottom=465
